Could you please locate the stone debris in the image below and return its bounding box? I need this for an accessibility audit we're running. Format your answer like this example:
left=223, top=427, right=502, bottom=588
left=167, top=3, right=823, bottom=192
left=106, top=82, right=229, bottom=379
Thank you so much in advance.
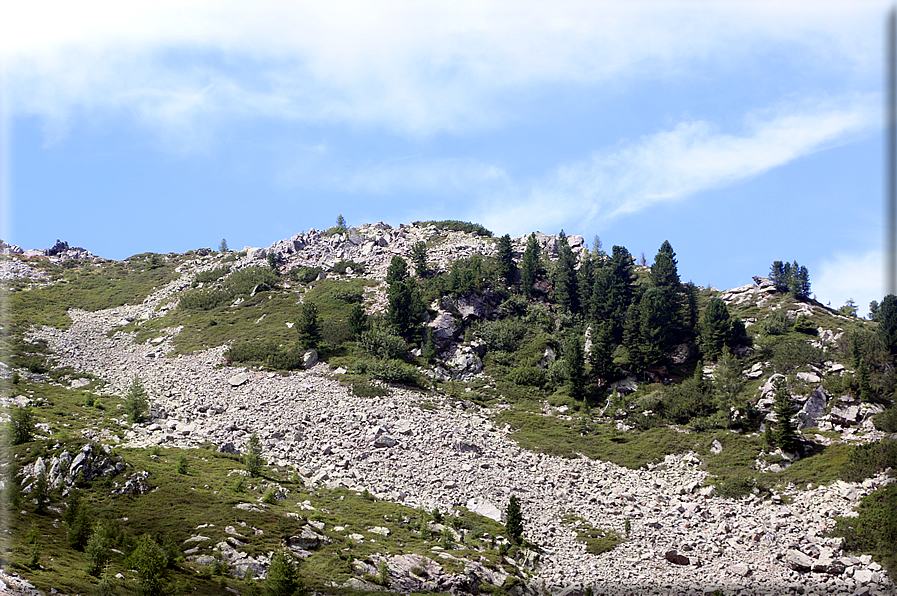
left=11, top=225, right=896, bottom=596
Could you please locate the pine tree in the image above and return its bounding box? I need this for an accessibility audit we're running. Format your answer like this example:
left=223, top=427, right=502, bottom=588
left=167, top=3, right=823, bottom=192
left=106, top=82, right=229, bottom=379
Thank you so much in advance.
left=265, top=549, right=300, bottom=596
left=772, top=377, right=798, bottom=453
left=590, top=246, right=635, bottom=342
left=770, top=261, right=789, bottom=291
left=496, top=234, right=516, bottom=287
left=635, top=287, right=673, bottom=368
left=713, top=353, right=745, bottom=424
left=520, top=233, right=541, bottom=297
left=386, top=255, right=409, bottom=284
left=127, top=534, right=168, bottom=596
left=296, top=302, right=321, bottom=350
left=125, top=375, right=149, bottom=424
left=410, top=241, right=429, bottom=277
left=218, top=239, right=228, bottom=253
left=564, top=334, right=586, bottom=399
left=700, top=297, right=732, bottom=360
left=336, top=214, right=346, bottom=229
left=553, top=231, right=580, bottom=313
left=650, top=240, right=680, bottom=291
left=244, top=433, right=265, bottom=477
left=348, top=303, right=368, bottom=338
left=387, top=279, right=425, bottom=339
left=588, top=321, right=619, bottom=381
left=505, top=494, right=524, bottom=545
left=877, top=295, right=897, bottom=356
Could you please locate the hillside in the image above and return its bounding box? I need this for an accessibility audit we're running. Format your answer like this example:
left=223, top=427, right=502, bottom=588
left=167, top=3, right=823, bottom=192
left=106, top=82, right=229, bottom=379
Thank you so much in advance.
left=1, top=221, right=896, bottom=596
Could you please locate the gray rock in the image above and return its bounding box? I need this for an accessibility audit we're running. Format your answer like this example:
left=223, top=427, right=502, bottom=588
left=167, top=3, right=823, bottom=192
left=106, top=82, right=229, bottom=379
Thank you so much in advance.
left=466, top=496, right=502, bottom=522
left=710, top=439, right=723, bottom=455
left=228, top=372, right=250, bottom=387
left=303, top=349, right=319, bottom=369
left=786, top=549, right=814, bottom=572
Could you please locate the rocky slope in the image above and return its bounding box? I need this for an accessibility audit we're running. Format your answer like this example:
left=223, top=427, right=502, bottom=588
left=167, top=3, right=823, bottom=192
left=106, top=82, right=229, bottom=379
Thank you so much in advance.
left=7, top=223, right=892, bottom=596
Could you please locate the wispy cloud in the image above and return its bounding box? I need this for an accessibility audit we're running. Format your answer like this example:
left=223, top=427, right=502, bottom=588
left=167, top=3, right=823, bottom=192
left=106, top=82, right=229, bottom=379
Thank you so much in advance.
left=814, top=250, right=884, bottom=317
left=478, top=95, right=877, bottom=234
left=2, top=1, right=889, bottom=141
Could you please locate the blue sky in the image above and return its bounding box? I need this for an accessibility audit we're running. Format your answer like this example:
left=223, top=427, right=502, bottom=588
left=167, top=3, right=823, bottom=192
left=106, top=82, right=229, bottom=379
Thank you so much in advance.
left=0, top=1, right=892, bottom=315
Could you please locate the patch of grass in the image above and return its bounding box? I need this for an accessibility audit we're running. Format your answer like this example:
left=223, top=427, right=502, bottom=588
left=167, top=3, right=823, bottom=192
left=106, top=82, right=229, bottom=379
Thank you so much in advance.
left=495, top=409, right=700, bottom=469
left=562, top=515, right=624, bottom=555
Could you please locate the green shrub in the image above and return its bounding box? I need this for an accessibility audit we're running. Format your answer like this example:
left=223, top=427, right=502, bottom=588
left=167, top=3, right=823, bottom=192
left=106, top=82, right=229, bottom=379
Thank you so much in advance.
left=508, top=366, right=545, bottom=387
left=5, top=406, right=35, bottom=444
left=194, top=266, right=230, bottom=284
left=359, top=329, right=408, bottom=360
left=761, top=310, right=792, bottom=336
left=179, top=267, right=280, bottom=311
left=842, top=439, right=897, bottom=482
left=476, top=318, right=527, bottom=352
left=332, top=260, right=365, bottom=275
left=266, top=549, right=301, bottom=596
left=714, top=476, right=768, bottom=499
left=289, top=266, right=322, bottom=284
left=354, top=358, right=422, bottom=386
left=830, top=483, right=897, bottom=576
left=350, top=381, right=389, bottom=398
left=874, top=404, right=897, bottom=433
left=262, top=488, right=276, bottom=504
left=176, top=455, right=188, bottom=475
left=328, top=287, right=363, bottom=302
left=416, top=220, right=493, bottom=237
left=772, top=340, right=824, bottom=375
left=793, top=315, right=817, bottom=335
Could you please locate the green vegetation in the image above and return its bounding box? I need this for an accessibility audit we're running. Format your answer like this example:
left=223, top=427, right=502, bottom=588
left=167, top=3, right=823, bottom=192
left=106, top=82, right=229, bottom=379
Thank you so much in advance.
left=124, top=375, right=150, bottom=423
left=563, top=516, right=623, bottom=555
left=831, top=483, right=897, bottom=575
left=416, top=220, right=493, bottom=237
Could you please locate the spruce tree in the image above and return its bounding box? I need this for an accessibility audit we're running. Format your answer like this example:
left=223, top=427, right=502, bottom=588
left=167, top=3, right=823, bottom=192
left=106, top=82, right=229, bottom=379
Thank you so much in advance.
left=770, top=261, right=789, bottom=291
left=410, top=241, right=429, bottom=277
left=496, top=234, right=516, bottom=287
left=386, top=255, right=409, bottom=284
left=700, top=297, right=732, bottom=360
left=520, top=233, right=541, bottom=297
left=296, top=302, right=321, bottom=350
left=564, top=334, right=586, bottom=399
left=125, top=375, right=149, bottom=424
left=348, top=303, right=368, bottom=338
left=588, top=321, right=619, bottom=381
left=650, top=240, right=680, bottom=291
left=877, top=295, right=897, bottom=356
left=244, top=433, right=265, bottom=477
left=772, top=376, right=798, bottom=453
left=635, top=287, right=672, bottom=368
left=265, top=549, right=300, bottom=596
left=505, top=494, right=524, bottom=545
left=553, top=231, right=580, bottom=313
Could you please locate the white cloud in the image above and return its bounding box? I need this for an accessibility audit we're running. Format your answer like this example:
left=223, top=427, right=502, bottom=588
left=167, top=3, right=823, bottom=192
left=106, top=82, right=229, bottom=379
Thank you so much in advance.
left=477, top=96, right=877, bottom=234
left=1, top=1, right=889, bottom=139
left=814, top=250, right=884, bottom=317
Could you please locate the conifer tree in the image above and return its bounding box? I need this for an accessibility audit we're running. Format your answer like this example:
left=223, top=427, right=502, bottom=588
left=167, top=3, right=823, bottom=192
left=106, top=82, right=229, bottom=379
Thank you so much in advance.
left=244, top=433, right=265, bottom=477
left=386, top=255, right=409, bottom=284
left=505, top=495, right=524, bottom=545
left=553, top=231, right=580, bottom=313
left=877, top=294, right=897, bottom=356
left=348, top=303, right=368, bottom=338
left=410, top=241, right=430, bottom=277
left=700, top=297, right=732, bottom=360
left=588, top=321, right=618, bottom=381
left=296, top=302, right=321, bottom=350
left=125, top=375, right=149, bottom=424
left=635, top=287, right=672, bottom=368
left=520, top=233, right=541, bottom=297
left=265, top=549, right=300, bottom=596
left=496, top=234, right=516, bottom=286
left=650, top=240, right=680, bottom=292
left=563, top=334, right=586, bottom=399
left=772, top=377, right=798, bottom=453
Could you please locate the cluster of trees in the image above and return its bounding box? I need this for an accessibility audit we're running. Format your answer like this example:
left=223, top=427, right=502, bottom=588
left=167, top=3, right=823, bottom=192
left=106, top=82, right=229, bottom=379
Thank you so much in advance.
left=769, top=260, right=811, bottom=298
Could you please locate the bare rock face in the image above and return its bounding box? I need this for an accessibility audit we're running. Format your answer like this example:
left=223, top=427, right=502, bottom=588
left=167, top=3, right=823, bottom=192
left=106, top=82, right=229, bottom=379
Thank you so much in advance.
left=786, top=549, right=814, bottom=572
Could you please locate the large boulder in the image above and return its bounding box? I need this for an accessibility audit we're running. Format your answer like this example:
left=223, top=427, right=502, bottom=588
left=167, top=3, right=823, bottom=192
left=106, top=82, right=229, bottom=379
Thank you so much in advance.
left=797, top=388, right=829, bottom=430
